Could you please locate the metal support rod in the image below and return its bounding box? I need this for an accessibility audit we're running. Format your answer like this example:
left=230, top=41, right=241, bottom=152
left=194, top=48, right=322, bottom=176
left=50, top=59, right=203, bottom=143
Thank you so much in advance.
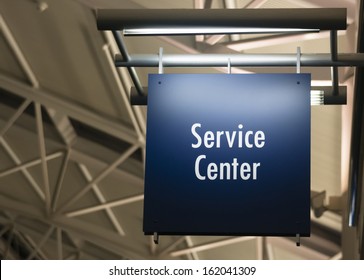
left=35, top=102, right=51, bottom=216
left=256, top=237, right=264, bottom=260
left=51, top=149, right=71, bottom=212
left=65, top=194, right=144, bottom=217
left=0, top=15, right=39, bottom=88
left=26, top=225, right=55, bottom=260
left=296, top=47, right=301, bottom=74
left=266, top=241, right=275, bottom=260
left=170, top=236, right=255, bottom=257
left=227, top=58, right=231, bottom=74
left=0, top=151, right=63, bottom=178
left=0, top=99, right=31, bottom=137
left=77, top=163, right=126, bottom=236
left=0, top=137, right=46, bottom=200
left=330, top=251, right=343, bottom=260
left=185, top=236, right=199, bottom=260
left=296, top=233, right=301, bottom=246
left=158, top=236, right=186, bottom=257
left=57, top=144, right=140, bottom=213
left=331, top=30, right=339, bottom=95
left=103, top=31, right=147, bottom=136
left=102, top=43, right=145, bottom=143
left=158, top=47, right=164, bottom=74
left=115, top=53, right=364, bottom=67
left=348, top=2, right=364, bottom=227
left=112, top=30, right=145, bottom=96
left=23, top=234, right=48, bottom=260
left=150, top=235, right=157, bottom=255
left=57, top=227, right=63, bottom=260
left=153, top=232, right=159, bottom=245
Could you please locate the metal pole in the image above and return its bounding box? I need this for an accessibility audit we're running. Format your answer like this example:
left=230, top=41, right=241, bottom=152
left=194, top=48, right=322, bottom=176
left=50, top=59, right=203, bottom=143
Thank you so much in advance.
left=35, top=102, right=51, bottom=216
left=0, top=151, right=63, bottom=178
left=51, top=149, right=71, bottom=212
left=331, top=30, right=339, bottom=95
left=112, top=31, right=145, bottom=96
left=65, top=194, right=144, bottom=218
left=0, top=99, right=31, bottom=137
left=115, top=53, right=364, bottom=67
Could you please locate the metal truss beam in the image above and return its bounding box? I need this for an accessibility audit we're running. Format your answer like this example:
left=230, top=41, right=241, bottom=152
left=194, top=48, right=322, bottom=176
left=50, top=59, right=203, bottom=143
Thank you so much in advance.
left=26, top=225, right=55, bottom=260
left=77, top=163, right=126, bottom=236
left=35, top=103, right=51, bottom=215
left=57, top=144, right=140, bottom=213
left=0, top=99, right=31, bottom=138
left=0, top=137, right=46, bottom=201
left=0, top=194, right=147, bottom=259
left=170, top=236, right=255, bottom=257
left=0, top=75, right=139, bottom=145
left=65, top=193, right=144, bottom=218
left=0, top=150, right=63, bottom=178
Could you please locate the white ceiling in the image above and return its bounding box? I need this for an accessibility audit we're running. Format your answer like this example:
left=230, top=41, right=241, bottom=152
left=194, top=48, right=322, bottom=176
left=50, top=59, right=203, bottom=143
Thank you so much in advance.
left=0, top=0, right=358, bottom=259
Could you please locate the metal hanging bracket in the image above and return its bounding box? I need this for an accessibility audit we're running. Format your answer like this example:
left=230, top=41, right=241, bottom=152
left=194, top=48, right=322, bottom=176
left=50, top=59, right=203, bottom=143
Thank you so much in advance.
left=159, top=47, right=164, bottom=74
left=296, top=47, right=301, bottom=74
left=153, top=232, right=159, bottom=244
left=296, top=233, right=301, bottom=246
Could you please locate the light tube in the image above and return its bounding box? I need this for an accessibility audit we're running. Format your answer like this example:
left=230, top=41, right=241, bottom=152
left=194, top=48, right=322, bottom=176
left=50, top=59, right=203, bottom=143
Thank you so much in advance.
left=124, top=27, right=320, bottom=36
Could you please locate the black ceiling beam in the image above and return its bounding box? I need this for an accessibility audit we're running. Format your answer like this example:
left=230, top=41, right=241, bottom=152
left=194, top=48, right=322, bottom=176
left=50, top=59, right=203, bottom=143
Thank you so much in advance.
left=97, top=8, right=347, bottom=32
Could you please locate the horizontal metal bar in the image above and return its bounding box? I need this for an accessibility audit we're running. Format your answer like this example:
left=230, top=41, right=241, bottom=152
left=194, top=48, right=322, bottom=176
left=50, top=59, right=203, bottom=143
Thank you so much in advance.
left=116, top=53, right=364, bottom=67
left=97, top=8, right=347, bottom=31
left=131, top=86, right=346, bottom=106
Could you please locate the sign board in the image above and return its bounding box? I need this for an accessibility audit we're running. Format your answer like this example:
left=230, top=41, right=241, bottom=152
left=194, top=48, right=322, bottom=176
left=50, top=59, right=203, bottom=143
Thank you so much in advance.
left=143, top=74, right=310, bottom=236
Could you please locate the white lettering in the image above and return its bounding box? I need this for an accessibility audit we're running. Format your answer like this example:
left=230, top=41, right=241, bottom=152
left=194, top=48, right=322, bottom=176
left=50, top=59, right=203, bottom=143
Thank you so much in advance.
left=191, top=123, right=265, bottom=149
left=194, top=154, right=206, bottom=180
left=255, top=131, right=265, bottom=148
left=207, top=163, right=218, bottom=180
left=194, top=155, right=261, bottom=181
left=204, top=131, right=215, bottom=148
left=245, top=131, right=254, bottom=148
left=191, top=123, right=202, bottom=148
left=225, top=131, right=236, bottom=148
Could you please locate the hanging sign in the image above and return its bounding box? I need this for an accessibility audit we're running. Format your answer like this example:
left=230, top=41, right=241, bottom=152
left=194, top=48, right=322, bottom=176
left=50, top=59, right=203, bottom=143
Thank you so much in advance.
left=143, top=73, right=311, bottom=236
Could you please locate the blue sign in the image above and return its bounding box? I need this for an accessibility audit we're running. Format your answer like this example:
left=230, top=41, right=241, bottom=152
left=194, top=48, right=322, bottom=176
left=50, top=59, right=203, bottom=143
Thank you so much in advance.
left=144, top=74, right=310, bottom=236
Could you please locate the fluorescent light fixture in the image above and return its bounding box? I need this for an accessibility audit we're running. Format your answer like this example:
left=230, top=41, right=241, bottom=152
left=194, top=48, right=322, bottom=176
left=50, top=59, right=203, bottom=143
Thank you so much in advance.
left=123, top=28, right=320, bottom=36
left=310, top=90, right=324, bottom=105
